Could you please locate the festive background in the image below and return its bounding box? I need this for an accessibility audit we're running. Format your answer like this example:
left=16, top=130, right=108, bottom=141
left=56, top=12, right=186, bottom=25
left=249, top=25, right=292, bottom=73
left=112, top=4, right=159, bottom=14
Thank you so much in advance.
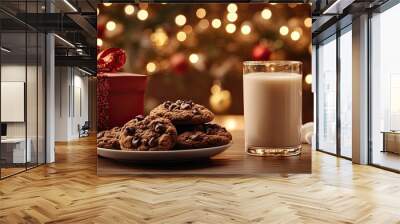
left=97, top=3, right=312, bottom=122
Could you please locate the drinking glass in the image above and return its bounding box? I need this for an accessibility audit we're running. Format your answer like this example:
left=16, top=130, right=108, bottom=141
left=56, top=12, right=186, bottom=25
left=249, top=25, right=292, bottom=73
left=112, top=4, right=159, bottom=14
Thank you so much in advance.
left=243, top=61, right=302, bottom=156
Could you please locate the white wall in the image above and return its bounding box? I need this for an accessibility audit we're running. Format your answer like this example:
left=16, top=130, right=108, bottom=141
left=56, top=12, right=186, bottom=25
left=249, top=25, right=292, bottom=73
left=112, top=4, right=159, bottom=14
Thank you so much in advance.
left=54, top=67, right=89, bottom=141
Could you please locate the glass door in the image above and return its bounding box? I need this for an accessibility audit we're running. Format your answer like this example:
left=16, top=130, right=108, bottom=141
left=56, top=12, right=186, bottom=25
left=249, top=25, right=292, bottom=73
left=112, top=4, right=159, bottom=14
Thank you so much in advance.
left=370, top=2, right=400, bottom=171
left=317, top=35, right=337, bottom=154
left=339, top=27, right=352, bottom=158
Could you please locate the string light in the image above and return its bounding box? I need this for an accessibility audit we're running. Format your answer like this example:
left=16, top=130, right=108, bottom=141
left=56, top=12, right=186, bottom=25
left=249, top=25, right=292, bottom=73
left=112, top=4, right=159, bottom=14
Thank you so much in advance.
left=146, top=62, right=157, bottom=73
left=241, top=24, right=251, bottom=35
left=124, top=5, right=135, bottom=15
left=137, top=9, right=148, bottom=21
left=97, top=38, right=103, bottom=47
left=175, top=14, right=186, bottom=26
left=103, top=3, right=112, bottom=7
left=106, top=21, right=116, bottom=31
left=189, top=53, right=199, bottom=64
left=227, top=3, right=238, bottom=13
left=279, top=26, right=289, bottom=36
left=305, top=74, right=312, bottom=84
left=196, top=8, right=206, bottom=19
left=261, top=8, right=272, bottom=20
left=291, top=31, right=301, bottom=41
left=211, top=19, right=221, bottom=29
left=227, top=12, right=238, bottom=22
left=176, top=31, right=187, bottom=41
left=304, top=17, right=312, bottom=28
left=97, top=8, right=99, bottom=16
left=225, top=23, right=236, bottom=33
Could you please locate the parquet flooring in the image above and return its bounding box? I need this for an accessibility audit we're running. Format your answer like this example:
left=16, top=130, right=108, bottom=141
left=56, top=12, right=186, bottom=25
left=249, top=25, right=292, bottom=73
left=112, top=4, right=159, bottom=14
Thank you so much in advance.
left=1, top=135, right=400, bottom=224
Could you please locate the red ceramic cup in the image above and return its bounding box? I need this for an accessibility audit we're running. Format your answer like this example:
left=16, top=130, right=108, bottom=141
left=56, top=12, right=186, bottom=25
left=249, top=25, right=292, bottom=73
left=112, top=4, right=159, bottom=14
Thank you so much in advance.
left=97, top=73, right=147, bottom=131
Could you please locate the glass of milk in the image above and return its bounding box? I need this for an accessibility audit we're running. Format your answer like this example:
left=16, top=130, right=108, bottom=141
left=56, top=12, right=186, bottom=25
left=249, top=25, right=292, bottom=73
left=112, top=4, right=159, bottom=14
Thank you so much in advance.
left=243, top=61, right=302, bottom=156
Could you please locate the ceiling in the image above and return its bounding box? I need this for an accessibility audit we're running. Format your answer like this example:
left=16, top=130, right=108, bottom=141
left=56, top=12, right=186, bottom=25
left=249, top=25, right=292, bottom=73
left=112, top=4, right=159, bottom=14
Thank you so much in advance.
left=0, top=0, right=96, bottom=74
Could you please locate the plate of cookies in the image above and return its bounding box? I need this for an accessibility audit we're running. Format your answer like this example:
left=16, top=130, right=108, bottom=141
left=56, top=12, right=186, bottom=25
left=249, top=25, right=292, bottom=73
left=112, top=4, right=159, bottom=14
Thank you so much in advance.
left=97, top=100, right=233, bottom=162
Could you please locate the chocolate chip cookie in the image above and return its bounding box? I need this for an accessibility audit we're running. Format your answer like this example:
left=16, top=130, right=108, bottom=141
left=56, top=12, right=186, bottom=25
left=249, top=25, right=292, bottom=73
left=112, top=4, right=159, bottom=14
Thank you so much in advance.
left=176, top=123, right=232, bottom=149
left=119, top=115, right=177, bottom=151
left=150, top=100, right=214, bottom=125
left=97, top=127, right=122, bottom=149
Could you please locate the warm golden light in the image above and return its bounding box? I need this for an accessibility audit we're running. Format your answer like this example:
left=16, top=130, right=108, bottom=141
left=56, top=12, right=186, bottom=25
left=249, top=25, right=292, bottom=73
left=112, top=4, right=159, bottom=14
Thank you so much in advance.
left=279, top=26, right=289, bottom=36
left=227, top=3, right=238, bottom=13
left=241, top=24, right=251, bottom=35
left=150, top=28, right=168, bottom=47
left=103, top=3, right=112, bottom=7
left=211, top=84, right=221, bottom=94
left=261, top=8, right=272, bottom=20
left=211, top=18, right=222, bottom=29
left=124, top=5, right=135, bottom=15
left=97, top=38, right=103, bottom=47
left=291, top=30, right=301, bottom=41
left=305, top=74, right=312, bottom=84
left=183, top=25, right=193, bottom=34
left=189, top=53, right=199, bottom=64
left=175, top=14, right=187, bottom=26
left=198, top=19, right=209, bottom=29
left=210, top=89, right=232, bottom=112
left=176, top=31, right=187, bottom=42
left=146, top=62, right=157, bottom=73
left=97, top=8, right=99, bottom=16
left=227, top=12, right=238, bottom=22
left=137, top=9, right=148, bottom=21
left=224, top=118, right=237, bottom=131
left=106, top=21, right=116, bottom=31
left=225, top=23, right=236, bottom=33
left=196, top=8, right=206, bottom=19
left=304, top=17, right=312, bottom=28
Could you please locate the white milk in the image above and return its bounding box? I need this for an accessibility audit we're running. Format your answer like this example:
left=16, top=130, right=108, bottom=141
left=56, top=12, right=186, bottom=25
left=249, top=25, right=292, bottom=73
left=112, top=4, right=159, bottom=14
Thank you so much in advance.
left=243, top=72, right=302, bottom=149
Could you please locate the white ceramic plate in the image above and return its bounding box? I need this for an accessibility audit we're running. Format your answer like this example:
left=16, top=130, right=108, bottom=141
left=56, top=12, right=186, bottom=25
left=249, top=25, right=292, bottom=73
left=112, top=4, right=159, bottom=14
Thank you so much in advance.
left=97, top=142, right=232, bottom=162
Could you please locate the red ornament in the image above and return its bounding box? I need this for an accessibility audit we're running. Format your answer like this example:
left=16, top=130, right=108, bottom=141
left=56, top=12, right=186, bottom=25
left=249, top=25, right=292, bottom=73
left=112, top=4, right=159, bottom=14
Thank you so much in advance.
left=252, top=44, right=271, bottom=61
left=97, top=48, right=126, bottom=73
left=170, top=53, right=188, bottom=75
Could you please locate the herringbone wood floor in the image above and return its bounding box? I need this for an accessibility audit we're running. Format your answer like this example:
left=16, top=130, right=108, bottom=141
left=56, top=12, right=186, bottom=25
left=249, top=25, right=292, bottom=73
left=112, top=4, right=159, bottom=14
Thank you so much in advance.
left=1, top=135, right=400, bottom=224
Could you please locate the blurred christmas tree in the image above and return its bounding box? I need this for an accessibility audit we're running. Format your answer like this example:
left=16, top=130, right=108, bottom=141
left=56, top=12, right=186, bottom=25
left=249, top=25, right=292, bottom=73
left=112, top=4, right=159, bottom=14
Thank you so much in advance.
left=97, top=3, right=312, bottom=120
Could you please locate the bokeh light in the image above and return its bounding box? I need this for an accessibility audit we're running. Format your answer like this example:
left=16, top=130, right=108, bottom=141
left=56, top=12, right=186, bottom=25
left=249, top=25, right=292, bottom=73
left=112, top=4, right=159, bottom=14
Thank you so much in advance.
left=279, top=26, right=289, bottom=36
left=189, top=53, right=199, bottom=64
left=176, top=31, right=187, bottom=41
left=211, top=19, right=222, bottom=29
left=227, top=12, right=238, bottom=22
left=175, top=14, right=187, bottom=26
left=241, top=24, right=251, bottom=35
left=291, top=30, right=301, bottom=41
left=196, top=8, right=206, bottom=19
left=146, top=62, right=157, bottom=73
left=124, top=5, right=135, bottom=15
left=305, top=74, right=312, bottom=84
left=304, top=17, right=312, bottom=28
left=137, top=9, right=148, bottom=21
left=261, top=8, right=272, bottom=20
left=225, top=23, right=236, bottom=33
left=106, top=21, right=116, bottom=31
left=97, top=38, right=103, bottom=47
left=227, top=3, right=238, bottom=13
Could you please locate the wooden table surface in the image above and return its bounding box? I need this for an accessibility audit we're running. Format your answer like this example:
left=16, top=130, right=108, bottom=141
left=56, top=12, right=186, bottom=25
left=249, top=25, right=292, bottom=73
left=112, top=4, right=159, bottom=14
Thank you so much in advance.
left=98, top=117, right=311, bottom=175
